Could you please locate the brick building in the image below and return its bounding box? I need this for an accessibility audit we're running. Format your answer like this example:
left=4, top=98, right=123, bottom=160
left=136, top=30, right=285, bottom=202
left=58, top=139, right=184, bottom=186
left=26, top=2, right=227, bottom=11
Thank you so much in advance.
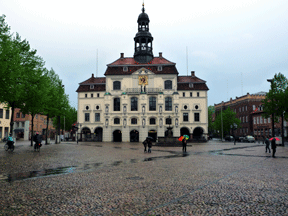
left=13, top=108, right=56, bottom=140
left=0, top=103, right=12, bottom=141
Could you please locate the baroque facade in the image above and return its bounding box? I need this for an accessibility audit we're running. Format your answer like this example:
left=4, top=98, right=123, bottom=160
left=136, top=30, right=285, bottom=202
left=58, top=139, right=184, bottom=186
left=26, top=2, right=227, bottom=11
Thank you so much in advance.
left=76, top=5, right=209, bottom=142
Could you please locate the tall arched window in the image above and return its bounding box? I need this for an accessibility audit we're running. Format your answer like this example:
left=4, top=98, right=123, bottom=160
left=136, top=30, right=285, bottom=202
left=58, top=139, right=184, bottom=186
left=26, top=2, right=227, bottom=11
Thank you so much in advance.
left=150, top=118, right=156, bottom=125
left=149, top=97, right=156, bottom=111
left=165, top=97, right=172, bottom=111
left=131, top=97, right=138, bottom=111
left=114, top=98, right=120, bottom=111
left=131, top=118, right=137, bottom=124
left=113, top=81, right=121, bottom=90
left=114, top=118, right=120, bottom=124
left=164, top=80, right=172, bottom=89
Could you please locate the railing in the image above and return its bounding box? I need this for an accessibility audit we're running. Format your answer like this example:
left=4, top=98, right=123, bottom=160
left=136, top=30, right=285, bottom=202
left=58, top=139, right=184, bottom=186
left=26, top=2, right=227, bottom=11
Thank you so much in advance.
left=126, top=88, right=160, bottom=94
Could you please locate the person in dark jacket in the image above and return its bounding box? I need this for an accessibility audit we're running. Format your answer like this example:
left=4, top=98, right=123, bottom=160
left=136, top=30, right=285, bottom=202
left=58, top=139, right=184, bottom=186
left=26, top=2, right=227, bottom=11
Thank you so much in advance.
left=271, top=137, right=277, bottom=158
left=143, top=139, right=148, bottom=153
left=182, top=138, right=187, bottom=152
left=147, top=139, right=152, bottom=153
left=265, top=136, right=271, bottom=153
left=33, top=132, right=42, bottom=150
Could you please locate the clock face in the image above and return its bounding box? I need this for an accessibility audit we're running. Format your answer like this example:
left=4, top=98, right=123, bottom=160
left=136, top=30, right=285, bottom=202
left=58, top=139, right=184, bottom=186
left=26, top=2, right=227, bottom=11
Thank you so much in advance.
left=139, top=75, right=148, bottom=85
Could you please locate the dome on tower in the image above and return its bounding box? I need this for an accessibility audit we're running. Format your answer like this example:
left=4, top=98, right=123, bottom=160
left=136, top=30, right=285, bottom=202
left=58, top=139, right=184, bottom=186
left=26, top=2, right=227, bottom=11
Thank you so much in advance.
left=137, top=4, right=150, bottom=22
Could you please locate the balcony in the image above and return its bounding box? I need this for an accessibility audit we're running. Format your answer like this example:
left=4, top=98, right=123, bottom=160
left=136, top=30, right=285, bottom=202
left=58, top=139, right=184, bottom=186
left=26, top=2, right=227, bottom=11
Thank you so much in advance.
left=126, top=88, right=161, bottom=95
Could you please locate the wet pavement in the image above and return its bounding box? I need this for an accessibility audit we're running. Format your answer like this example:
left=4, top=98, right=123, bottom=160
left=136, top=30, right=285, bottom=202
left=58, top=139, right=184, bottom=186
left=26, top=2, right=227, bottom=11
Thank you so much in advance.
left=0, top=140, right=288, bottom=215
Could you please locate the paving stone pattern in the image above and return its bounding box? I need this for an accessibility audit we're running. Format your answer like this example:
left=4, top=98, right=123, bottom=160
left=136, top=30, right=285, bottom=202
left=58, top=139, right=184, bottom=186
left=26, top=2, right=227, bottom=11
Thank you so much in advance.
left=0, top=140, right=288, bottom=215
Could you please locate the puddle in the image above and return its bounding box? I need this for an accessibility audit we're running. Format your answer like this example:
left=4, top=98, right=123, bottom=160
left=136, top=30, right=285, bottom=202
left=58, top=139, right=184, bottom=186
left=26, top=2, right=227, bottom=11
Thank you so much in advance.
left=112, top=161, right=123, bottom=166
left=3, top=166, right=77, bottom=182
left=126, top=176, right=144, bottom=180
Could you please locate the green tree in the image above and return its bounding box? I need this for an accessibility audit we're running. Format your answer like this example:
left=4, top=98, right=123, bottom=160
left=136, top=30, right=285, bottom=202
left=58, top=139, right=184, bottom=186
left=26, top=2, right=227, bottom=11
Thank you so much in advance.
left=213, top=107, right=241, bottom=138
left=208, top=105, right=215, bottom=135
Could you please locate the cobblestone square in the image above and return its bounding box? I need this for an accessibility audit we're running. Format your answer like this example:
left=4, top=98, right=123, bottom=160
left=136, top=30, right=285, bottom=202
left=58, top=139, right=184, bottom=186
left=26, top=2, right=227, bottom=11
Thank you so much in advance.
left=1, top=140, right=288, bottom=215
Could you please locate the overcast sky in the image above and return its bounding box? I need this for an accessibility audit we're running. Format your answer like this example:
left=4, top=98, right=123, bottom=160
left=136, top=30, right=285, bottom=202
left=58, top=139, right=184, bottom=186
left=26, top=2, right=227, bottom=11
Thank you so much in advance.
left=1, top=0, right=287, bottom=108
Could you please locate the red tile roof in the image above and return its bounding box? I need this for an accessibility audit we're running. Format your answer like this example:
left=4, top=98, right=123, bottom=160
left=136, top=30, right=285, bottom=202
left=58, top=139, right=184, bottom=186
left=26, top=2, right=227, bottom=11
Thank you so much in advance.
left=76, top=76, right=106, bottom=92
left=108, top=57, right=175, bottom=66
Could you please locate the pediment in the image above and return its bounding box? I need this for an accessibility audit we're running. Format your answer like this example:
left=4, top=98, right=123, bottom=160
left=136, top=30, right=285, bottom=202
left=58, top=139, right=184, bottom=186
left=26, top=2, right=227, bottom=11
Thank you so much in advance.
left=132, top=67, right=155, bottom=75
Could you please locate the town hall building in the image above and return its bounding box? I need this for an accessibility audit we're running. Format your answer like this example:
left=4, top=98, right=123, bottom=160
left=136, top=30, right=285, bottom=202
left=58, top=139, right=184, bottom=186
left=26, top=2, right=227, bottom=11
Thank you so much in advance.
left=76, top=4, right=209, bottom=142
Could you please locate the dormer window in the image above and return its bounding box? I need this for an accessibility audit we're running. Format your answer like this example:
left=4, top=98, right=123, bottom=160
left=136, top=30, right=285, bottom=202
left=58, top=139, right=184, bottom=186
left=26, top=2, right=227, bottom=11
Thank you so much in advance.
left=189, top=83, right=194, bottom=88
left=123, top=66, right=128, bottom=72
left=90, top=85, right=94, bottom=89
left=158, top=66, right=162, bottom=71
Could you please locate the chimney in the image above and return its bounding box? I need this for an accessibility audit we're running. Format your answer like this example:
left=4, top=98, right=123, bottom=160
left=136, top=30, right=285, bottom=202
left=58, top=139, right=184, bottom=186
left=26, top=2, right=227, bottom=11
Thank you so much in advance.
left=191, top=71, right=195, bottom=77
left=159, top=52, right=162, bottom=58
left=120, top=53, right=124, bottom=58
left=92, top=73, right=94, bottom=78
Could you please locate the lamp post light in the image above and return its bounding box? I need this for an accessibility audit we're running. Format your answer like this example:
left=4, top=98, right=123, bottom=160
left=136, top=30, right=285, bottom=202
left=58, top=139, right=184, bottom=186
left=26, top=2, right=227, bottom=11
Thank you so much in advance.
left=267, top=79, right=275, bottom=138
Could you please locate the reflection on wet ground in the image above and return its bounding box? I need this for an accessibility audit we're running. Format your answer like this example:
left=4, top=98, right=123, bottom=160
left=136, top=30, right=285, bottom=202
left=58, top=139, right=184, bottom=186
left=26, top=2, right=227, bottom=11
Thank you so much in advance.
left=2, top=144, right=287, bottom=183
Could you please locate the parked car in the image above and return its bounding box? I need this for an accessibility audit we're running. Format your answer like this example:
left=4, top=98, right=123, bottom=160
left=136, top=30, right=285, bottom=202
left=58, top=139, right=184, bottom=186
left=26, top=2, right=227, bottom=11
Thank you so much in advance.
left=241, top=135, right=255, bottom=143
left=225, top=135, right=234, bottom=141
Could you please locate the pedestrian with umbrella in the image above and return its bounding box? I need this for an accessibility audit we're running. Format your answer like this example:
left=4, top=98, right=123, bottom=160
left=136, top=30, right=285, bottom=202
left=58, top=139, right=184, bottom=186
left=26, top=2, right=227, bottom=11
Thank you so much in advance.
left=181, top=135, right=189, bottom=153
left=142, top=138, right=148, bottom=153
left=270, top=137, right=279, bottom=158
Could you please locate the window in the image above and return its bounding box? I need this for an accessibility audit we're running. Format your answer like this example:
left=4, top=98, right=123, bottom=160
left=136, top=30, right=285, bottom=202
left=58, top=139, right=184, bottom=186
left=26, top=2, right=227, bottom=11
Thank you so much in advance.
left=16, top=113, right=20, bottom=118
left=85, top=113, right=90, bottom=122
left=242, top=107, right=244, bottom=112
left=245, top=106, right=247, bottom=111
left=239, top=107, right=241, bottom=112
left=257, top=117, right=259, bottom=124
left=253, top=105, right=255, bottom=111
left=166, top=118, right=171, bottom=125
left=95, top=113, right=100, bottom=122
left=183, top=113, right=188, bottom=122
left=90, top=85, right=94, bottom=89
left=0, top=127, right=2, bottom=138
left=123, top=66, right=128, bottom=72
left=113, top=81, right=121, bottom=90
left=268, top=117, right=271, bottom=123
left=22, top=122, right=25, bottom=127
left=158, top=66, right=162, bottom=71
left=114, top=98, right=120, bottom=111
left=150, top=118, right=156, bottom=125
left=246, top=116, right=248, bottom=122
left=0, top=109, right=3, bottom=118
left=149, top=97, right=156, bottom=111
left=16, top=122, right=19, bottom=127
left=260, top=116, right=263, bottom=124
left=190, top=92, right=192, bottom=97
left=264, top=118, right=267, bottom=124
left=114, top=118, right=120, bottom=124
left=97, top=93, right=100, bottom=97
left=164, top=80, right=172, bottom=89
left=183, top=92, right=185, bottom=97
left=165, top=97, right=172, bottom=111
left=131, top=118, right=137, bottom=124
left=131, top=97, right=138, bottom=111
left=85, top=94, right=87, bottom=98
left=5, top=110, right=9, bottom=119
left=85, top=106, right=89, bottom=110
left=194, top=113, right=200, bottom=122
left=96, top=105, right=99, bottom=110
left=254, top=117, right=256, bottom=124
left=189, top=83, right=194, bottom=88
left=21, top=113, right=25, bottom=118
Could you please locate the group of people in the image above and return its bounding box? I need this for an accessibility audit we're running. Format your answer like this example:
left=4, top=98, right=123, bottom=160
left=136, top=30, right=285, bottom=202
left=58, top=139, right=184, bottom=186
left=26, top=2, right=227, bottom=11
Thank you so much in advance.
left=142, top=138, right=153, bottom=153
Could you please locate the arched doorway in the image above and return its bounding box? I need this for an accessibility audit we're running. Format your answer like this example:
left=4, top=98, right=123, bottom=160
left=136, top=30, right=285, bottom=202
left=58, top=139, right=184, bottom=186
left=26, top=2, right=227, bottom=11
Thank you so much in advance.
left=130, top=130, right=139, bottom=142
left=148, top=130, right=157, bottom=142
left=94, top=127, right=103, bottom=142
left=81, top=127, right=91, bottom=141
left=180, top=127, right=190, bottom=139
left=113, top=130, right=122, bottom=142
left=193, top=127, right=204, bottom=141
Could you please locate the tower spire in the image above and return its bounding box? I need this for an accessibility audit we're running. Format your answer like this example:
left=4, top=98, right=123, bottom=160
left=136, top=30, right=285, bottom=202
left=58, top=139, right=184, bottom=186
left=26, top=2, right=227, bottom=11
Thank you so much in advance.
left=134, top=3, right=154, bottom=63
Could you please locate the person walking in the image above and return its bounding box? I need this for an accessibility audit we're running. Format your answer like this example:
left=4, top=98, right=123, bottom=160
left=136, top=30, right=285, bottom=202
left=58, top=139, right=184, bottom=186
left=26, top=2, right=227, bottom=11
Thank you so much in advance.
left=7, top=133, right=14, bottom=149
left=271, top=137, right=277, bottom=158
left=33, top=132, right=42, bottom=151
left=265, top=136, right=271, bottom=153
left=147, top=139, right=152, bottom=153
left=143, top=139, right=148, bottom=153
left=182, top=138, right=187, bottom=153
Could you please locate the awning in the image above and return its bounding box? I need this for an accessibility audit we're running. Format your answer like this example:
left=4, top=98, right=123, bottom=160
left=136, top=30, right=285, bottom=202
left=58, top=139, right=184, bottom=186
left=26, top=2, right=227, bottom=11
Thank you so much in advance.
left=14, top=129, right=24, bottom=133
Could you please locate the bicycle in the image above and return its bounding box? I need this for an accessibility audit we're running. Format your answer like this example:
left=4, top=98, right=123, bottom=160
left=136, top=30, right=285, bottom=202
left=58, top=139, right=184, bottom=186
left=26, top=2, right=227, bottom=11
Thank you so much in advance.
left=34, top=142, right=42, bottom=152
left=4, top=141, right=14, bottom=152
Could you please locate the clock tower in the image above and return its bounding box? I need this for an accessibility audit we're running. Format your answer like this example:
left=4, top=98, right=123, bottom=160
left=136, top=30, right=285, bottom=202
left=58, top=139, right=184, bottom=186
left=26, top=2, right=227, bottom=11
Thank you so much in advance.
left=133, top=3, right=154, bottom=63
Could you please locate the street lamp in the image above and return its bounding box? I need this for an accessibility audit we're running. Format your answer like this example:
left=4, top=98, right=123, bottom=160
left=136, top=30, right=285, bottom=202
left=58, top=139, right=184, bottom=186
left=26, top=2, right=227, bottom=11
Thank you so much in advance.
left=267, top=79, right=275, bottom=138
